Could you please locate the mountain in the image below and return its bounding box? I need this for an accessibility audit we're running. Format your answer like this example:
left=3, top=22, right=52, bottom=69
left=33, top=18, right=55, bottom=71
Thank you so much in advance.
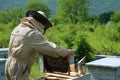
left=0, top=0, right=120, bottom=16
left=0, top=0, right=26, bottom=10
left=89, top=0, right=120, bottom=15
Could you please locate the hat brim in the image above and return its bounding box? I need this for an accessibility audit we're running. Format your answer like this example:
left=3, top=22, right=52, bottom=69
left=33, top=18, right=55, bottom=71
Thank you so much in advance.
left=26, top=10, right=52, bottom=28
left=37, top=12, right=52, bottom=28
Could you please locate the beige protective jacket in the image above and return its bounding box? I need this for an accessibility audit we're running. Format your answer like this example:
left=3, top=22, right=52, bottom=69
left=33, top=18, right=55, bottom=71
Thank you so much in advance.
left=5, top=17, right=69, bottom=80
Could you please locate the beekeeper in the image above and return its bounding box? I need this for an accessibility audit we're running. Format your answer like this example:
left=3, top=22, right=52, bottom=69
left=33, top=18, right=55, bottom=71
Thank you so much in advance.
left=5, top=10, right=74, bottom=80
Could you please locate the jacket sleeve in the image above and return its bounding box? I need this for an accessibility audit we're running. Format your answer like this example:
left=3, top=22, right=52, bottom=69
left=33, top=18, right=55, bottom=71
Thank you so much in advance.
left=31, top=31, right=69, bottom=57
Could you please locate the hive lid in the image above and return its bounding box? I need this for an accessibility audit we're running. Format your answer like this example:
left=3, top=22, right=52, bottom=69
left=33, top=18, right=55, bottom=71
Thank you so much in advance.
left=0, top=48, right=8, bottom=52
left=86, top=57, right=120, bottom=68
left=0, top=58, right=7, bottom=62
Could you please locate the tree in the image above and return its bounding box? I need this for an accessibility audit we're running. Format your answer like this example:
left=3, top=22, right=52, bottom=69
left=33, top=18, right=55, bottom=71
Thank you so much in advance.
left=110, top=11, right=120, bottom=22
left=56, top=0, right=89, bottom=23
left=98, top=12, right=113, bottom=24
left=0, top=8, right=23, bottom=24
left=75, top=36, right=95, bottom=63
left=25, top=0, right=51, bottom=18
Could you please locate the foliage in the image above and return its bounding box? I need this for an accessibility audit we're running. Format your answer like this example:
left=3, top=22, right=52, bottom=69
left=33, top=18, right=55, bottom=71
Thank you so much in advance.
left=117, top=22, right=120, bottom=32
left=61, top=25, right=77, bottom=48
left=56, top=0, right=89, bottom=23
left=88, top=15, right=98, bottom=24
left=98, top=12, right=113, bottom=24
left=43, top=0, right=58, bottom=16
left=110, top=11, right=120, bottom=22
left=108, top=22, right=120, bottom=42
left=87, top=23, right=120, bottom=55
left=45, top=24, right=70, bottom=48
left=0, top=8, right=23, bottom=48
left=0, top=8, right=23, bottom=24
left=0, top=20, right=18, bottom=48
left=25, top=0, right=51, bottom=18
left=75, top=35, right=95, bottom=63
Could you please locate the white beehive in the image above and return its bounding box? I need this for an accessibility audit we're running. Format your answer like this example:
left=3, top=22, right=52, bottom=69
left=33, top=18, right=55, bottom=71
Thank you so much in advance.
left=0, top=48, right=8, bottom=58
left=0, top=58, right=7, bottom=80
left=86, top=57, right=120, bottom=80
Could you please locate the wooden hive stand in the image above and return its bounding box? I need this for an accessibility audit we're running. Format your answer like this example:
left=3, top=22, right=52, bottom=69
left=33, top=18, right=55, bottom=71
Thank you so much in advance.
left=36, top=55, right=85, bottom=80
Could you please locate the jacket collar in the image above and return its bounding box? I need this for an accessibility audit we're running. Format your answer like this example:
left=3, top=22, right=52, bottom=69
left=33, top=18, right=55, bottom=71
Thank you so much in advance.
left=21, top=17, right=45, bottom=34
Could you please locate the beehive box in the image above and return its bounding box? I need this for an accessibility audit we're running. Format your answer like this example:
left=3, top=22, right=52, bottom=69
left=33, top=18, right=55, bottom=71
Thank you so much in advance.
left=0, top=58, right=7, bottom=80
left=0, top=48, right=8, bottom=58
left=86, top=57, right=120, bottom=80
left=38, top=55, right=90, bottom=80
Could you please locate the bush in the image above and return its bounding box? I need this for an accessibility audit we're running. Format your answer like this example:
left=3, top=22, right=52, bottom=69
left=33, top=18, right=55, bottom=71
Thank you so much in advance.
left=111, top=11, right=120, bottom=22
left=75, top=36, right=95, bottom=63
left=0, top=8, right=23, bottom=24
left=109, top=31, right=120, bottom=42
left=0, top=34, right=9, bottom=48
left=116, top=22, right=120, bottom=32
left=0, top=20, right=19, bottom=48
left=98, top=12, right=113, bottom=24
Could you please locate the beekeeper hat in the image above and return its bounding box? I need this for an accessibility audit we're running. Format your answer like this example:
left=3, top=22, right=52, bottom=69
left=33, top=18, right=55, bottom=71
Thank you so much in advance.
left=26, top=10, right=52, bottom=28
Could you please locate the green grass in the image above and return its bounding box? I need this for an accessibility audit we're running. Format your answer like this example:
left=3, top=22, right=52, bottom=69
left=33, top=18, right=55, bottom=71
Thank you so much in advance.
left=30, top=58, right=46, bottom=80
